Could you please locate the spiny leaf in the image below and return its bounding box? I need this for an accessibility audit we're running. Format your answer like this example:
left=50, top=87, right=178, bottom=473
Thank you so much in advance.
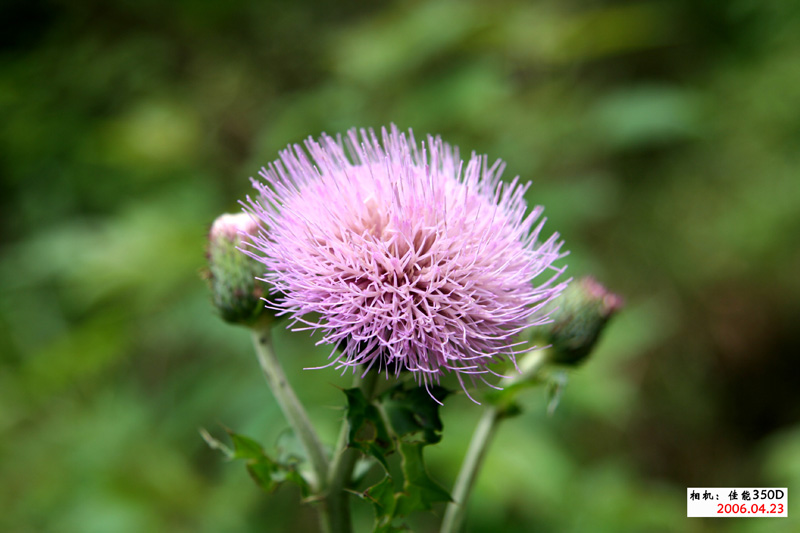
left=228, top=430, right=267, bottom=460
left=381, top=383, right=449, bottom=444
left=363, top=476, right=396, bottom=517
left=245, top=457, right=280, bottom=493
left=395, top=441, right=451, bottom=515
left=363, top=476, right=412, bottom=533
left=344, top=387, right=393, bottom=471
left=346, top=383, right=451, bottom=528
left=202, top=428, right=310, bottom=497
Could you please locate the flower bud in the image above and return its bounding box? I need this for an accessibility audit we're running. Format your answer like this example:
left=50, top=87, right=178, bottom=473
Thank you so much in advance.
left=542, top=277, right=623, bottom=365
left=205, top=213, right=270, bottom=326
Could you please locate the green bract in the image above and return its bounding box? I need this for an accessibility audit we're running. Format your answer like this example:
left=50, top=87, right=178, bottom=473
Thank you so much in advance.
left=205, top=213, right=271, bottom=326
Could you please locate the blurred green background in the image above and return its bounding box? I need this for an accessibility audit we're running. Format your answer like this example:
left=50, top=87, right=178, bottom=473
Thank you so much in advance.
left=2, top=0, right=799, bottom=531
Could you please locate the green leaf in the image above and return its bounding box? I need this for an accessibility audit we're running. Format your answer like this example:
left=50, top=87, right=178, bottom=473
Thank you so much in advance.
left=201, top=428, right=310, bottom=497
left=363, top=476, right=412, bottom=533
left=228, top=431, right=267, bottom=460
left=374, top=520, right=411, bottom=533
left=364, top=476, right=397, bottom=517
left=395, top=441, right=451, bottom=515
left=245, top=456, right=280, bottom=493
left=344, top=387, right=393, bottom=471
left=346, top=383, right=451, bottom=528
left=383, top=386, right=452, bottom=515
left=381, top=383, right=449, bottom=444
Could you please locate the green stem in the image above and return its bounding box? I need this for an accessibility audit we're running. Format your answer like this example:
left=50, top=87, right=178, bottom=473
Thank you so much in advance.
left=250, top=327, right=329, bottom=493
left=325, top=371, right=380, bottom=533
left=440, top=350, right=549, bottom=533
left=440, top=407, right=500, bottom=533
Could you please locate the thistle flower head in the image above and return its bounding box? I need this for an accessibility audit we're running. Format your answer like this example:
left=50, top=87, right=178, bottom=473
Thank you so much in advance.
left=542, top=276, right=623, bottom=365
left=206, top=213, right=270, bottom=326
left=244, top=126, right=567, bottom=397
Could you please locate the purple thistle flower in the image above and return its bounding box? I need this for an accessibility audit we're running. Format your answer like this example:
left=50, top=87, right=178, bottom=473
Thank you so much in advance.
left=244, top=125, right=568, bottom=399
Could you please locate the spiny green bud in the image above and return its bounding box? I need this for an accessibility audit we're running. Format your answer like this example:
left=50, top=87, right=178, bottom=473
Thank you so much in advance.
left=205, top=213, right=271, bottom=327
left=543, top=276, right=623, bottom=365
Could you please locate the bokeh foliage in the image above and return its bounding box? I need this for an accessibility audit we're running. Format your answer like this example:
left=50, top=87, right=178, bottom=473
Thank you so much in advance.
left=2, top=0, right=799, bottom=531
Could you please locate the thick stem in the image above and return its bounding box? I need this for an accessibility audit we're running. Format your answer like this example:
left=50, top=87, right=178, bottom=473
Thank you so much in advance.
left=250, top=327, right=329, bottom=493
left=440, top=350, right=549, bottom=533
left=325, top=371, right=380, bottom=533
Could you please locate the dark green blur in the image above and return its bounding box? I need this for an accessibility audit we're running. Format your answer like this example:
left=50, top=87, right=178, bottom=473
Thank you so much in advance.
left=1, top=0, right=799, bottom=531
